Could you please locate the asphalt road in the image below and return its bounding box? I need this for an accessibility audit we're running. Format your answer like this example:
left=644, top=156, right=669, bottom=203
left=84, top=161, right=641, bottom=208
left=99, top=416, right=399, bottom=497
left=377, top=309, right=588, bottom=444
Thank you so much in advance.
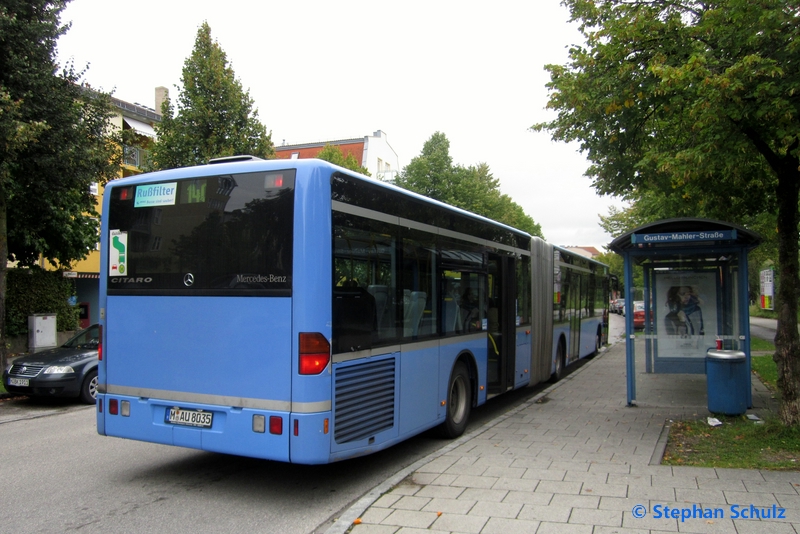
left=749, top=316, right=780, bottom=342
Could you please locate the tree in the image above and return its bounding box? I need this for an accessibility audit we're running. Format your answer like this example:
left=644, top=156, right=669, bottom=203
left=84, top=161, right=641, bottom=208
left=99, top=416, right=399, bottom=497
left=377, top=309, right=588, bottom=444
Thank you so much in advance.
left=316, top=144, right=371, bottom=175
left=394, top=132, right=455, bottom=202
left=150, top=22, right=274, bottom=169
left=0, top=0, right=120, bottom=371
left=394, top=132, right=544, bottom=237
left=533, top=0, right=800, bottom=424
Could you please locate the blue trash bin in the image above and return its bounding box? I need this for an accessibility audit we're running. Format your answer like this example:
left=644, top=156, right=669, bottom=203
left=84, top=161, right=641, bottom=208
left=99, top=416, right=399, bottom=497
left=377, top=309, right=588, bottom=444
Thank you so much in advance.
left=706, top=350, right=748, bottom=415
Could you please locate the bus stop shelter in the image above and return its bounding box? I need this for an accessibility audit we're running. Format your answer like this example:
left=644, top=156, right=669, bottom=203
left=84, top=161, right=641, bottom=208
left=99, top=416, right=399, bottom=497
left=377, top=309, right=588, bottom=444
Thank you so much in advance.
left=609, top=218, right=761, bottom=407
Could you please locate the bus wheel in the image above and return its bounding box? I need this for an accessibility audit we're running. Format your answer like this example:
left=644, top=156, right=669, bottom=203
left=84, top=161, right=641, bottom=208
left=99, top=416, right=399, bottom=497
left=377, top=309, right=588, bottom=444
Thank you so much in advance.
left=550, top=340, right=566, bottom=383
left=441, top=361, right=471, bottom=438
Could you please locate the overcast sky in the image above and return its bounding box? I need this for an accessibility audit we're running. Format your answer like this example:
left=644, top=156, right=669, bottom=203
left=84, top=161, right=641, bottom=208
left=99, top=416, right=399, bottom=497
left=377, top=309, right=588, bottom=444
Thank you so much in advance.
left=56, top=0, right=625, bottom=249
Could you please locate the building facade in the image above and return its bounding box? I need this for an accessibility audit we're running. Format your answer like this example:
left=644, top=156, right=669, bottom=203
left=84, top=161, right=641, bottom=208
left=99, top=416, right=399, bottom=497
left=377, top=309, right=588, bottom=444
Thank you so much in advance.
left=274, top=130, right=399, bottom=181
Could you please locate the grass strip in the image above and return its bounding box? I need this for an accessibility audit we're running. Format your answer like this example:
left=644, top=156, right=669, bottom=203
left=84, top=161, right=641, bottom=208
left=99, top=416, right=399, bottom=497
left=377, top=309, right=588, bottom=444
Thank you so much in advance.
left=663, top=416, right=800, bottom=470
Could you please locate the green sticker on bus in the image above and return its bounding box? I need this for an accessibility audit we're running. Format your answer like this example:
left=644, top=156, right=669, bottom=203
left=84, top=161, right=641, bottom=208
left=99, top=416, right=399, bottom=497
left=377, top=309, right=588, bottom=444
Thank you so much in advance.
left=109, top=230, right=127, bottom=276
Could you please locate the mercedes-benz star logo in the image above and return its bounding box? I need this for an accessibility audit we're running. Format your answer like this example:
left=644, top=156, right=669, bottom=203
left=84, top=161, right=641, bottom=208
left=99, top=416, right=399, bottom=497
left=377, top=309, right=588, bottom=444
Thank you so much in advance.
left=183, top=273, right=195, bottom=287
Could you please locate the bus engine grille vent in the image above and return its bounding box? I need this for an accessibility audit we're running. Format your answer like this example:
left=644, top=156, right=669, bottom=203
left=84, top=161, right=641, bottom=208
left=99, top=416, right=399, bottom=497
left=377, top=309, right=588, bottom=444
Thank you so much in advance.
left=334, top=358, right=396, bottom=444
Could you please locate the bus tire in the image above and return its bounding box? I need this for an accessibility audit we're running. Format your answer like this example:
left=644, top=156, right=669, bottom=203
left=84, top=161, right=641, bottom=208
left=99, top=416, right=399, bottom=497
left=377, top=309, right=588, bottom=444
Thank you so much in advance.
left=550, top=340, right=566, bottom=383
left=441, top=361, right=471, bottom=438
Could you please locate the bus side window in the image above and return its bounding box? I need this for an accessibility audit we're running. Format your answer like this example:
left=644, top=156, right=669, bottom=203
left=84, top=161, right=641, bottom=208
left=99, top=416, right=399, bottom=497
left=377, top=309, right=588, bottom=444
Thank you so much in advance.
left=441, top=278, right=462, bottom=334
left=401, top=237, right=436, bottom=339
left=367, top=284, right=389, bottom=332
left=332, top=285, right=375, bottom=352
left=403, top=290, right=427, bottom=337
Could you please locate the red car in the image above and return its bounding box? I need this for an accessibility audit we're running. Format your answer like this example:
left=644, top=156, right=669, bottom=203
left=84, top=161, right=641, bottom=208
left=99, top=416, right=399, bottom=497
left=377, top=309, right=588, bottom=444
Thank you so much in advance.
left=633, top=301, right=646, bottom=329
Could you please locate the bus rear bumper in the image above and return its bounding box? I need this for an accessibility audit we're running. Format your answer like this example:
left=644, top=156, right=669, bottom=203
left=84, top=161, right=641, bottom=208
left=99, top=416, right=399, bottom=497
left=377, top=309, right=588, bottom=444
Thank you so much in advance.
left=97, top=393, right=291, bottom=462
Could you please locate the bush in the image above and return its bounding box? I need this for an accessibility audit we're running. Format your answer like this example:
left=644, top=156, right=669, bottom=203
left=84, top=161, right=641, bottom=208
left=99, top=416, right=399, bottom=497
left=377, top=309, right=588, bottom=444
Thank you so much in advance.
left=5, top=268, right=79, bottom=337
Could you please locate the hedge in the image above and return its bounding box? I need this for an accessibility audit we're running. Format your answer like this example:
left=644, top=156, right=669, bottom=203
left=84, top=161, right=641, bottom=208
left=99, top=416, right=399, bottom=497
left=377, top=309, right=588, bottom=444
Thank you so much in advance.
left=5, top=268, right=79, bottom=337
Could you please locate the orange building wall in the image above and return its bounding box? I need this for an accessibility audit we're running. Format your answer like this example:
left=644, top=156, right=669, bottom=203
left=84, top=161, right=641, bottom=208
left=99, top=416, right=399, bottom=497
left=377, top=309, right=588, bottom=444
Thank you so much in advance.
left=275, top=141, right=365, bottom=165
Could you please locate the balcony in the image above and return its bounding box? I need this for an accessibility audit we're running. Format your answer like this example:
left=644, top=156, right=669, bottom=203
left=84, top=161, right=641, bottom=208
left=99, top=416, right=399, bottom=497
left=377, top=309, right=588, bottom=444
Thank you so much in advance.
left=123, top=145, right=150, bottom=169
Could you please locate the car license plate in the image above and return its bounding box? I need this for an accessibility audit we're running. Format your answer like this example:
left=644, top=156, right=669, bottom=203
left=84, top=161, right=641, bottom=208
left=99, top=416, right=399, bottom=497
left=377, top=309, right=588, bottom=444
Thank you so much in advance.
left=166, top=407, right=213, bottom=428
left=9, top=378, right=29, bottom=387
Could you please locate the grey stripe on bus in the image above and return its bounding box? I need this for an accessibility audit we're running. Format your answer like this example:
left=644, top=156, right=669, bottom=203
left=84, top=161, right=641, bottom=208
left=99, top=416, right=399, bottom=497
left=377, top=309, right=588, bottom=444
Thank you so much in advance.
left=332, top=201, right=530, bottom=257
left=101, top=385, right=331, bottom=413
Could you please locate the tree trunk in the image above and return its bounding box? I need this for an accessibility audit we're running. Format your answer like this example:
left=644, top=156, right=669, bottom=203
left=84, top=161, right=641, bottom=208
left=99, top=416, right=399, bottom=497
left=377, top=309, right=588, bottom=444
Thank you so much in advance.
left=773, top=159, right=800, bottom=426
left=0, top=193, right=7, bottom=375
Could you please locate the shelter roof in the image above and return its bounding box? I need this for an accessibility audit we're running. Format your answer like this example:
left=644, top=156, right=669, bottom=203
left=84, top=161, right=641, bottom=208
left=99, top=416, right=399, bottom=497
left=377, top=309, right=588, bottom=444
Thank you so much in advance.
left=609, top=218, right=761, bottom=254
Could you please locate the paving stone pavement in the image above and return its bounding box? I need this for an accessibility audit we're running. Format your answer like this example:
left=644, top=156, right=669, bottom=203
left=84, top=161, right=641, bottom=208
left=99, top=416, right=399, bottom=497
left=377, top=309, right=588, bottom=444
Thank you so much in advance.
left=326, top=340, right=799, bottom=534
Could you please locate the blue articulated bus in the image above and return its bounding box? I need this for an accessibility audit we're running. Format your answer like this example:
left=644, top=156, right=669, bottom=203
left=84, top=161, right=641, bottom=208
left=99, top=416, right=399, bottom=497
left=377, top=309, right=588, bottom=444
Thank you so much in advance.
left=96, top=157, right=607, bottom=464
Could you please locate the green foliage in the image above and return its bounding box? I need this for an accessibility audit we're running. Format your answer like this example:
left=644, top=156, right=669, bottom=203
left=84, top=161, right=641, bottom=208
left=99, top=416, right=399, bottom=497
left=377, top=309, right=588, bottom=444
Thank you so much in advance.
left=394, top=132, right=543, bottom=238
left=5, top=268, right=78, bottom=337
left=316, top=144, right=370, bottom=175
left=150, top=22, right=274, bottom=169
left=1, top=0, right=121, bottom=267
left=395, top=132, right=454, bottom=201
left=535, top=0, right=800, bottom=425
left=594, top=250, right=634, bottom=293
left=534, top=0, right=797, bottom=221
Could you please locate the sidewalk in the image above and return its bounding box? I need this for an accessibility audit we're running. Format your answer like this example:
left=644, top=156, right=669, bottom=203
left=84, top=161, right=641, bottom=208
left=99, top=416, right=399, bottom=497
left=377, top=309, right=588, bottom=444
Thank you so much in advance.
left=328, top=341, right=798, bottom=534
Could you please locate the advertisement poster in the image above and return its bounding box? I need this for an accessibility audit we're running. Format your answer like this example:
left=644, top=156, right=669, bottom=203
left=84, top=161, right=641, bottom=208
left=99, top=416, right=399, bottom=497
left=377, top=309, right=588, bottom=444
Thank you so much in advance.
left=760, top=268, right=774, bottom=310
left=654, top=271, right=717, bottom=359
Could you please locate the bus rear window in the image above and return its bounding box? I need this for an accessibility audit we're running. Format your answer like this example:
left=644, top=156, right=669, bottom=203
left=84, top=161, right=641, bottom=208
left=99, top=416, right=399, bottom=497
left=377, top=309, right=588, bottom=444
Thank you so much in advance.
left=107, top=171, right=295, bottom=295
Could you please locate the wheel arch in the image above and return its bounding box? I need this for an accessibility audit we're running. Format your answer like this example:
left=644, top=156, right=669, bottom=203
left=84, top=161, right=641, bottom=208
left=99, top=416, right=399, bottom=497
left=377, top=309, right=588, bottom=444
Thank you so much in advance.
left=596, top=324, right=603, bottom=353
left=553, top=333, right=567, bottom=371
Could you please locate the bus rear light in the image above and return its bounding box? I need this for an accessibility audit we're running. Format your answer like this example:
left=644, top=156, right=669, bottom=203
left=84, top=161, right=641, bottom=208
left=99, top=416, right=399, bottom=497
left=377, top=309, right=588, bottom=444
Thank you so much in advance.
left=294, top=419, right=299, bottom=436
left=121, top=401, right=130, bottom=417
left=299, top=333, right=330, bottom=375
left=98, top=325, right=103, bottom=361
left=109, top=399, right=119, bottom=415
left=324, top=418, right=329, bottom=434
left=269, top=416, right=283, bottom=435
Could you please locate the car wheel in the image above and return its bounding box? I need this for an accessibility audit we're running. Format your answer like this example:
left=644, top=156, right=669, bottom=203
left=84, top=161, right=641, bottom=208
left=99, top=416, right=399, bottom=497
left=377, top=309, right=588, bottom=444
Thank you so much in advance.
left=80, top=370, right=98, bottom=404
left=440, top=361, right=471, bottom=438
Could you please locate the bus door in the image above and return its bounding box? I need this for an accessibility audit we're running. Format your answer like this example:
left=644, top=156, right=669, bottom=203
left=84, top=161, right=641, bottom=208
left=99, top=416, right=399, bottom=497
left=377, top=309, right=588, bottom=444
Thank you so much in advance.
left=487, top=254, right=516, bottom=394
left=569, top=271, right=583, bottom=363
